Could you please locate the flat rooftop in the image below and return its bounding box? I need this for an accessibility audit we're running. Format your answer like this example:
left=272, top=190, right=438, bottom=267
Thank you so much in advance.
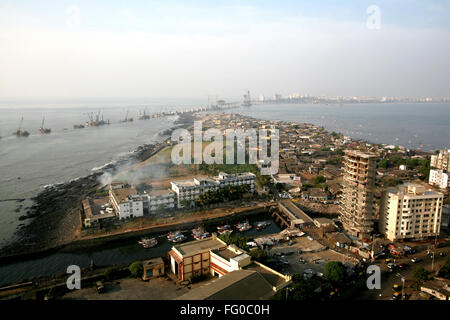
left=212, top=247, right=242, bottom=260
left=112, top=187, right=138, bottom=203
left=345, top=150, right=378, bottom=159
left=147, top=189, right=174, bottom=197
left=174, top=238, right=226, bottom=256
left=175, top=270, right=275, bottom=300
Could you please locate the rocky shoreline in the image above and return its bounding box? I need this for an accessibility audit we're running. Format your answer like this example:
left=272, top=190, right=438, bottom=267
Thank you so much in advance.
left=0, top=114, right=195, bottom=261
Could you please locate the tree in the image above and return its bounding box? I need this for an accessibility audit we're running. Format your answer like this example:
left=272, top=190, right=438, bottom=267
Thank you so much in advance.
left=378, top=159, right=390, bottom=169
left=249, top=249, right=268, bottom=264
left=438, top=256, right=450, bottom=279
left=324, top=261, right=347, bottom=285
left=129, top=261, right=143, bottom=278
left=313, top=175, right=326, bottom=185
left=104, top=267, right=119, bottom=281
left=413, top=267, right=430, bottom=283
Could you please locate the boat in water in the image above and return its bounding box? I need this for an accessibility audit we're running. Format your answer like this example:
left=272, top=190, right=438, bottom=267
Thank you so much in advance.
left=39, top=117, right=51, bottom=134
left=138, top=237, right=158, bottom=248
left=217, top=224, right=233, bottom=235
left=235, top=221, right=252, bottom=232
left=167, top=231, right=187, bottom=243
left=192, top=226, right=211, bottom=240
left=14, top=117, right=30, bottom=137
left=256, top=221, right=271, bottom=231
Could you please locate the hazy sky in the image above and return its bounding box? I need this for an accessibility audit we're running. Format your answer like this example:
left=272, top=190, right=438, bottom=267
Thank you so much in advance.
left=1, top=0, right=449, bottom=102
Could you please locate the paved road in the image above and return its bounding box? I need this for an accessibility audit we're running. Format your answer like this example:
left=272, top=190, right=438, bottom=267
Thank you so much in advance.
left=356, top=246, right=449, bottom=300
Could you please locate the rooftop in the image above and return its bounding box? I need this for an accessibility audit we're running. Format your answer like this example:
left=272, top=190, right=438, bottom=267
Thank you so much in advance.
left=173, top=237, right=226, bottom=256
left=175, top=270, right=275, bottom=300
left=112, top=187, right=138, bottom=203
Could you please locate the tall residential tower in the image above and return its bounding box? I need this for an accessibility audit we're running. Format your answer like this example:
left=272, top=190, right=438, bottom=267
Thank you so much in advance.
left=340, top=150, right=378, bottom=240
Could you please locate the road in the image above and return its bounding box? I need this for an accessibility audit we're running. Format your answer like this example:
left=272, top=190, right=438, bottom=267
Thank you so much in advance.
left=355, top=245, right=449, bottom=300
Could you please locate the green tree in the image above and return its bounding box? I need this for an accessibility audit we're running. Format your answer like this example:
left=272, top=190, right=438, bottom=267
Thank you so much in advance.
left=378, top=159, right=390, bottom=169
left=438, top=256, right=450, bottom=279
left=104, top=267, right=119, bottom=281
left=413, top=267, right=430, bottom=283
left=129, top=261, right=143, bottom=278
left=313, top=175, right=326, bottom=185
left=324, top=261, right=347, bottom=285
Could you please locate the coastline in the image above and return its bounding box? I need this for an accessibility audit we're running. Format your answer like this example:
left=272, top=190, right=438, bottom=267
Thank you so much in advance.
left=0, top=114, right=195, bottom=261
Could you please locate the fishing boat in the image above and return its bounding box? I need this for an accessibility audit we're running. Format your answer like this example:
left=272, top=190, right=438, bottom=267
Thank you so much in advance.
left=217, top=224, right=233, bottom=235
left=256, top=221, right=271, bottom=231
left=14, top=117, right=30, bottom=137
left=192, top=226, right=211, bottom=240
left=39, top=117, right=51, bottom=134
left=138, top=237, right=158, bottom=248
left=235, top=221, right=252, bottom=232
left=167, top=231, right=186, bottom=243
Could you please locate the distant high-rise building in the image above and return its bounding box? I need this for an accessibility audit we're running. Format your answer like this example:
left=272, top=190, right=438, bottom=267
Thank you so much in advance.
left=340, top=150, right=378, bottom=239
left=242, top=90, right=251, bottom=107
left=431, top=149, right=450, bottom=171
left=379, top=183, right=443, bottom=241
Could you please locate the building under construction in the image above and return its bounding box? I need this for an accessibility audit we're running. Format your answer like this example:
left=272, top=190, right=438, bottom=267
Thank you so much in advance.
left=339, top=150, right=378, bottom=240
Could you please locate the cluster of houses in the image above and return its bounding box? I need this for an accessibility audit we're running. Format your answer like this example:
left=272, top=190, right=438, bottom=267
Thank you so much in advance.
left=82, top=172, right=255, bottom=228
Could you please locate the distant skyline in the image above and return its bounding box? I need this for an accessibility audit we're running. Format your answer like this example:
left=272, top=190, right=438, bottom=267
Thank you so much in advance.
left=1, top=1, right=450, bottom=102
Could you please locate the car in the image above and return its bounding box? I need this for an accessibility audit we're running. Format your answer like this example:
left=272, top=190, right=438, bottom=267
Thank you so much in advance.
left=392, top=284, right=400, bottom=291
left=392, top=292, right=401, bottom=300
left=387, top=263, right=397, bottom=270
left=411, top=257, right=421, bottom=263
left=385, top=258, right=392, bottom=264
left=398, top=263, right=407, bottom=269
left=96, top=281, right=105, bottom=294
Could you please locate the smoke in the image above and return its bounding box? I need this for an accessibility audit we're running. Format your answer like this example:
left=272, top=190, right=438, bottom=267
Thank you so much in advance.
left=97, top=152, right=170, bottom=187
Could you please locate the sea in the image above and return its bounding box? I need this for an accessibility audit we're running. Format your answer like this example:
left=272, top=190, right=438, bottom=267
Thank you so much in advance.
left=0, top=101, right=448, bottom=286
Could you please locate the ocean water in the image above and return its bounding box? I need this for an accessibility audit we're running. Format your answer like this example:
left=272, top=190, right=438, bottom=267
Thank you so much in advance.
left=233, top=103, right=450, bottom=151
left=0, top=102, right=184, bottom=247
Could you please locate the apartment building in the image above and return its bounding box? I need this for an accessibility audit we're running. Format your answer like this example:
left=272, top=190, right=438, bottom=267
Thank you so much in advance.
left=431, top=149, right=450, bottom=171
left=142, top=189, right=176, bottom=213
left=340, top=150, right=378, bottom=239
left=171, top=172, right=255, bottom=207
left=429, top=169, right=449, bottom=189
left=379, top=183, right=444, bottom=241
left=171, top=177, right=220, bottom=208
left=109, top=184, right=144, bottom=220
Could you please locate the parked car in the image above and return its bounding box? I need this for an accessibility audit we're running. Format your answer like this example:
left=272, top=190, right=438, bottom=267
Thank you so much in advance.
left=398, top=263, right=407, bottom=270
left=392, top=284, right=400, bottom=291
left=411, top=257, right=421, bottom=263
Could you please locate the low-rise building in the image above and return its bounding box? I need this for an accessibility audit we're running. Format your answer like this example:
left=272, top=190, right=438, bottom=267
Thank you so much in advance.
left=143, top=189, right=176, bottom=213
left=379, top=183, right=444, bottom=241
left=168, top=235, right=254, bottom=282
left=109, top=185, right=144, bottom=220
left=82, top=198, right=116, bottom=228
left=171, top=172, right=255, bottom=207
left=429, top=169, right=449, bottom=189
left=142, top=257, right=165, bottom=281
left=420, top=278, right=450, bottom=300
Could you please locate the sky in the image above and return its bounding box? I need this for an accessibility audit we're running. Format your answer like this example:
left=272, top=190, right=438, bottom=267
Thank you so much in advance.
left=0, top=0, right=449, bottom=103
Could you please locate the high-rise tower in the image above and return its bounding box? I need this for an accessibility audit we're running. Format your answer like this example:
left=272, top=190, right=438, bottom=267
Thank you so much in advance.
left=340, top=150, right=378, bottom=240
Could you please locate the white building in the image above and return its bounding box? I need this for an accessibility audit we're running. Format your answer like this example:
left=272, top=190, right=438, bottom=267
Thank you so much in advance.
left=143, top=189, right=176, bottom=213
left=168, top=235, right=252, bottom=281
left=109, top=184, right=144, bottom=220
left=171, top=173, right=255, bottom=207
left=429, top=169, right=449, bottom=189
left=379, top=183, right=444, bottom=241
left=171, top=177, right=219, bottom=208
